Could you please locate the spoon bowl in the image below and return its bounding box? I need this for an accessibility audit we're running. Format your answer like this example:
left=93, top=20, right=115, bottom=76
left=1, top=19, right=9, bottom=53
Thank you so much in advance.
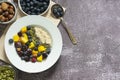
left=51, top=4, right=77, bottom=45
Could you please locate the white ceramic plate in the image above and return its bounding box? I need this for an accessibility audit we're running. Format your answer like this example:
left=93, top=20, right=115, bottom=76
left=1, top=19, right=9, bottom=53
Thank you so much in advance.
left=4, top=15, right=62, bottom=73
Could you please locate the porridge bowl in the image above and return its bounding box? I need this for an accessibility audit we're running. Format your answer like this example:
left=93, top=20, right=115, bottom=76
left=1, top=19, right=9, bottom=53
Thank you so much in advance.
left=4, top=15, right=62, bottom=73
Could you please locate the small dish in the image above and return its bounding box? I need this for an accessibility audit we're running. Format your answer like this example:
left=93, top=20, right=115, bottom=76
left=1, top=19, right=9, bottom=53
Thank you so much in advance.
left=0, top=1, right=17, bottom=24
left=0, top=60, right=17, bottom=80
left=18, top=0, right=51, bottom=15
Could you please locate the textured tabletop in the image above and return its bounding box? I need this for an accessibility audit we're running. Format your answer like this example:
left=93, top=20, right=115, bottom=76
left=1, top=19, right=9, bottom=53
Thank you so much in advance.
left=1, top=0, right=120, bottom=80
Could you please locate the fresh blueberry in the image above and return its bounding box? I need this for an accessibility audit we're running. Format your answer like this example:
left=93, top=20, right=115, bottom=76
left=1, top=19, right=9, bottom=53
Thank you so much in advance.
left=42, top=53, right=48, bottom=59
left=37, top=52, right=42, bottom=57
left=40, top=7, right=45, bottom=12
left=43, top=2, right=47, bottom=5
left=9, top=39, right=13, bottom=44
left=26, top=3, right=30, bottom=7
left=44, top=4, right=48, bottom=9
left=30, top=1, right=34, bottom=6
left=27, top=25, right=31, bottom=30
left=38, top=2, right=43, bottom=7
left=53, top=8, right=57, bottom=14
left=57, top=7, right=63, bottom=12
left=22, top=45, right=28, bottom=51
left=18, top=31, right=22, bottom=37
left=59, top=11, right=64, bottom=17
left=24, top=56, right=30, bottom=62
left=46, top=48, right=51, bottom=54
left=39, top=0, right=43, bottom=2
left=45, top=0, right=49, bottom=3
left=29, top=39, right=32, bottom=42
left=26, top=0, right=30, bottom=2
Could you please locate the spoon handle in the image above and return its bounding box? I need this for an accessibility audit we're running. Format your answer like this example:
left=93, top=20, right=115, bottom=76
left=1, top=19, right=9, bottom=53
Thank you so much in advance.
left=61, top=18, right=77, bottom=45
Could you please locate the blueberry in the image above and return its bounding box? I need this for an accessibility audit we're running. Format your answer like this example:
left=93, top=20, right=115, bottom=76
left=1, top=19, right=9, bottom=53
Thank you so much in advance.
left=22, top=45, right=28, bottom=51
left=27, top=11, right=31, bottom=14
left=39, top=0, right=43, bottom=2
left=59, top=11, right=64, bottom=17
left=26, top=3, right=30, bottom=7
left=26, top=31, right=31, bottom=36
left=30, top=2, right=34, bottom=6
left=18, top=51, right=24, bottom=57
left=45, top=0, right=49, bottom=3
left=23, top=51, right=28, bottom=55
left=42, top=53, right=48, bottom=59
left=46, top=48, right=51, bottom=54
left=18, top=31, right=22, bottom=37
left=24, top=8, right=29, bottom=13
left=40, top=7, right=45, bottom=12
left=28, top=36, right=32, bottom=39
left=24, top=56, right=30, bottom=62
left=30, top=6, right=34, bottom=9
left=26, top=0, right=30, bottom=2
left=57, top=7, right=63, bottom=12
left=34, top=47, right=38, bottom=51
left=27, top=26, right=31, bottom=30
left=38, top=2, right=43, bottom=7
left=56, top=12, right=61, bottom=18
left=29, top=39, right=32, bottom=42
left=25, top=41, right=30, bottom=46
left=21, top=6, right=25, bottom=11
left=15, top=42, right=22, bottom=48
left=36, top=41, right=40, bottom=47
left=43, top=2, right=47, bottom=5
left=53, top=8, right=57, bottom=14
left=21, top=56, right=25, bottom=60
left=44, top=4, right=48, bottom=9
left=9, top=39, right=13, bottom=44
left=37, top=52, right=42, bottom=57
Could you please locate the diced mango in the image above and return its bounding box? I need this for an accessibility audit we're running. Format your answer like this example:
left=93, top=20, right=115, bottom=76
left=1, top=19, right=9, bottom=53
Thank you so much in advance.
left=22, top=33, right=28, bottom=40
left=21, top=26, right=27, bottom=33
left=37, top=55, right=43, bottom=62
left=13, top=34, right=20, bottom=42
left=38, top=45, right=46, bottom=52
left=29, top=42, right=35, bottom=49
left=20, top=37, right=28, bottom=44
left=32, top=50, right=38, bottom=55
left=32, top=54, right=37, bottom=57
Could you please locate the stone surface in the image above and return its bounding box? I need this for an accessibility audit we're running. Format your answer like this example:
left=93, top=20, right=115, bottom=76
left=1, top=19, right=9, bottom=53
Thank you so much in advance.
left=1, top=0, right=120, bottom=80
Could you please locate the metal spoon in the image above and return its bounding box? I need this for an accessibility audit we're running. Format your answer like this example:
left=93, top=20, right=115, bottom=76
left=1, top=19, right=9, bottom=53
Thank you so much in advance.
left=51, top=4, right=77, bottom=45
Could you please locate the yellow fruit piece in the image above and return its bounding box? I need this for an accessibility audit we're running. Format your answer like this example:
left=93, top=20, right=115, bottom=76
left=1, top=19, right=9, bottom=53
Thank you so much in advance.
left=38, top=45, right=46, bottom=52
left=29, top=42, right=35, bottom=49
left=20, top=37, right=28, bottom=44
left=37, top=55, right=43, bottom=62
left=22, top=33, right=28, bottom=40
left=32, top=54, right=37, bottom=57
left=13, top=34, right=20, bottom=42
left=21, top=26, right=27, bottom=33
left=32, top=50, right=38, bottom=55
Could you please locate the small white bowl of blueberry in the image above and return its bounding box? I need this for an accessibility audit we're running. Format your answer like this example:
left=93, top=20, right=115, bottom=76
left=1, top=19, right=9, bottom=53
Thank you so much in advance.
left=18, top=0, right=50, bottom=15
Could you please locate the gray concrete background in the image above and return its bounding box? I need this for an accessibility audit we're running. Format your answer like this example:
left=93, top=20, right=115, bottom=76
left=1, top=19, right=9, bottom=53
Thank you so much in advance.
left=2, top=0, right=120, bottom=80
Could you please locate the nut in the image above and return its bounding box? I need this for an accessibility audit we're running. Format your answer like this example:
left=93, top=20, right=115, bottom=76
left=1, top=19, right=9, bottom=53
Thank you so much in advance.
left=1, top=2, right=9, bottom=11
left=8, top=14, right=14, bottom=20
left=4, top=11, right=9, bottom=17
left=8, top=8, right=14, bottom=14
left=0, top=15, right=6, bottom=22
left=0, top=9, right=3, bottom=14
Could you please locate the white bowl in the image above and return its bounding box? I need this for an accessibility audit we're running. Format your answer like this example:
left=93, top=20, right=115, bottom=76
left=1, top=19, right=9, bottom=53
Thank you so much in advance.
left=0, top=1, right=17, bottom=24
left=4, top=15, right=63, bottom=73
left=18, top=0, right=51, bottom=15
